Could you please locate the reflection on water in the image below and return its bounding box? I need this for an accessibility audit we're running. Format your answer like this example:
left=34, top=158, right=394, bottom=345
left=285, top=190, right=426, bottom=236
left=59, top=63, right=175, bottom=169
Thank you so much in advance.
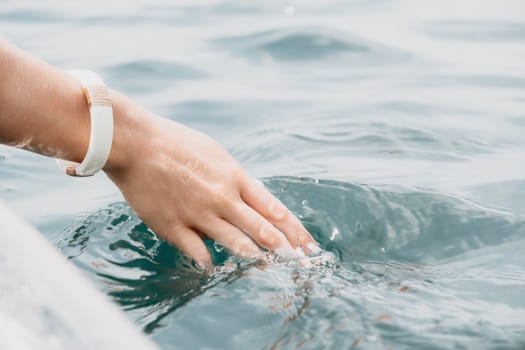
left=2, top=0, right=525, bottom=349
left=58, top=177, right=525, bottom=349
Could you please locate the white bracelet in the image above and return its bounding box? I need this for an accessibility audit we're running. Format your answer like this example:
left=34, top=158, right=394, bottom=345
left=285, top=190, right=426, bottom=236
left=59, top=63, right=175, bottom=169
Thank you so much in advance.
left=56, top=69, right=114, bottom=177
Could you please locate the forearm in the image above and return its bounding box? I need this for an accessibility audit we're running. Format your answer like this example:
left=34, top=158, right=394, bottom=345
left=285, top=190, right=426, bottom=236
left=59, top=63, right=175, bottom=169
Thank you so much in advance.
left=0, top=38, right=143, bottom=173
left=0, top=38, right=91, bottom=162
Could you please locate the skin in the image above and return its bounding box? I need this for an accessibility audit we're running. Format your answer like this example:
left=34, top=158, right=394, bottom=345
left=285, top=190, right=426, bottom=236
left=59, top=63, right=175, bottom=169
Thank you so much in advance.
left=0, top=38, right=318, bottom=267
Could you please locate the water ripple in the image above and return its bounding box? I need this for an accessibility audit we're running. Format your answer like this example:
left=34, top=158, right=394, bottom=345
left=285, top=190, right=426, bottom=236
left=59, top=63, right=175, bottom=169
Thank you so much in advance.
left=423, top=20, right=525, bottom=42
left=214, top=27, right=409, bottom=64
left=267, top=177, right=524, bottom=263
left=103, top=60, right=207, bottom=94
left=56, top=177, right=525, bottom=349
left=231, top=113, right=494, bottom=174
left=0, top=9, right=63, bottom=22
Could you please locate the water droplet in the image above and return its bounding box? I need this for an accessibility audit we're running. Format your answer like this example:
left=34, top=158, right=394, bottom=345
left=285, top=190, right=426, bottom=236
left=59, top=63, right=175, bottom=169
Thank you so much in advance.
left=380, top=247, right=386, bottom=253
left=213, top=242, right=224, bottom=253
left=330, top=227, right=340, bottom=241
left=302, top=199, right=309, bottom=206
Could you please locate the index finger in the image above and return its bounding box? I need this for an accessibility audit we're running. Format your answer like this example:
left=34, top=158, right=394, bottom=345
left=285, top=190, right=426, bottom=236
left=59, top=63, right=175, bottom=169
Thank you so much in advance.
left=240, top=178, right=320, bottom=254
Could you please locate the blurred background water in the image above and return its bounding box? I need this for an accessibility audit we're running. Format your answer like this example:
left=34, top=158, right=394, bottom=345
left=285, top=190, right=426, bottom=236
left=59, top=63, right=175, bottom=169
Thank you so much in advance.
left=1, top=0, right=525, bottom=349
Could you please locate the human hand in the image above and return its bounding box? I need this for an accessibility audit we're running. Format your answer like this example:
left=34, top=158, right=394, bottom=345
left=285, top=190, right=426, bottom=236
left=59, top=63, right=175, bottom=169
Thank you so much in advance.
left=104, top=93, right=319, bottom=267
left=0, top=38, right=318, bottom=266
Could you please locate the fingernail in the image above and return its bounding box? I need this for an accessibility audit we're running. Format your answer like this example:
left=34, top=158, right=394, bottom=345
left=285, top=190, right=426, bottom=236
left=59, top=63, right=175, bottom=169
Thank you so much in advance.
left=294, top=246, right=306, bottom=258
left=240, top=249, right=264, bottom=260
left=306, top=243, right=322, bottom=255
left=276, top=246, right=305, bottom=259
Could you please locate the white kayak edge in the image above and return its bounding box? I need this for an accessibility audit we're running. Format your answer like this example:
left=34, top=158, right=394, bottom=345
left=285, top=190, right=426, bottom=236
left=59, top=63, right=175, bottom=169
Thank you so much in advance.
left=0, top=200, right=159, bottom=350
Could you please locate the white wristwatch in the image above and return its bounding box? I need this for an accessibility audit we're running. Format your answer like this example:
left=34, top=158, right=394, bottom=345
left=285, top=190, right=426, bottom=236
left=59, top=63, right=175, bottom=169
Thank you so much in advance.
left=56, top=69, right=114, bottom=177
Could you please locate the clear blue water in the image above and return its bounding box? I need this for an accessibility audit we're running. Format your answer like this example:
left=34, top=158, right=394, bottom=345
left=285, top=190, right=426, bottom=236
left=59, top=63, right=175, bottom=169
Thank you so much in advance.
left=1, top=1, right=525, bottom=349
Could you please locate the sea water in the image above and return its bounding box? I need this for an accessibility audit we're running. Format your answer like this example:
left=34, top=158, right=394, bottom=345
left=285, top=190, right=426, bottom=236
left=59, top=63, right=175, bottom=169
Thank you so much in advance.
left=1, top=0, right=525, bottom=349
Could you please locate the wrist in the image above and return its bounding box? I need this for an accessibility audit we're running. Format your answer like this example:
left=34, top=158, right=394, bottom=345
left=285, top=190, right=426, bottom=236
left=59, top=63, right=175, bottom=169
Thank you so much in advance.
left=68, top=83, right=91, bottom=163
left=51, top=72, right=92, bottom=164
left=102, top=91, right=149, bottom=176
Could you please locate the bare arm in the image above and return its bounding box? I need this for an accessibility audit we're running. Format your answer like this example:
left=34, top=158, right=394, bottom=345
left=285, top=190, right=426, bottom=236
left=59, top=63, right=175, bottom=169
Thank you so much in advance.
left=0, top=38, right=318, bottom=266
left=0, top=38, right=90, bottom=161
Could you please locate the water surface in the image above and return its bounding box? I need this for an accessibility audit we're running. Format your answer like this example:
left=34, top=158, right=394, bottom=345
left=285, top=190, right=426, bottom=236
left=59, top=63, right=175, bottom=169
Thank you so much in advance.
left=1, top=1, right=525, bottom=349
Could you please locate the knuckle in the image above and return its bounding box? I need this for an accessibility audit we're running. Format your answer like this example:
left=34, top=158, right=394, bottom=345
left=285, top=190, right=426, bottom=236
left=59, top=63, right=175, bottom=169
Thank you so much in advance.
left=258, top=223, right=280, bottom=248
left=229, top=162, right=244, bottom=178
left=227, top=166, right=245, bottom=192
left=268, top=199, right=289, bottom=221
left=207, top=182, right=233, bottom=207
left=232, top=237, right=257, bottom=256
left=214, top=191, right=236, bottom=210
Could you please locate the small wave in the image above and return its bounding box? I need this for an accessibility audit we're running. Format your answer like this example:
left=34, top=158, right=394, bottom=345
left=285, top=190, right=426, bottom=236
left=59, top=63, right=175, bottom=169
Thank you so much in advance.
left=414, top=74, right=525, bottom=90
left=422, top=20, right=525, bottom=42
left=264, top=176, right=524, bottom=264
left=103, top=60, right=206, bottom=94
left=58, top=203, right=221, bottom=332
left=231, top=113, right=493, bottom=175
left=213, top=27, right=408, bottom=64
left=0, top=9, right=63, bottom=23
